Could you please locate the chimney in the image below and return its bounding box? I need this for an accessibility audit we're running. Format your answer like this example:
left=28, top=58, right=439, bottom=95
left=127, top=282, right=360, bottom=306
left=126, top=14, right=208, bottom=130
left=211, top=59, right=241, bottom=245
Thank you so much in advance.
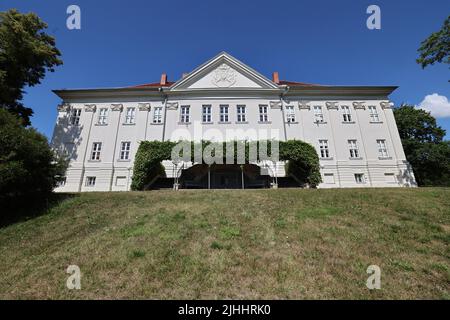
left=160, top=73, right=167, bottom=85
left=182, top=72, right=188, bottom=78
left=272, top=72, right=279, bottom=84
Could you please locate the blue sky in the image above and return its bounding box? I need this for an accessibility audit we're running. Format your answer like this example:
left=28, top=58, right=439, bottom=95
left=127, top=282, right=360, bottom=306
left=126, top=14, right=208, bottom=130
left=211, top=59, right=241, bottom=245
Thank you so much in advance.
left=2, top=0, right=449, bottom=139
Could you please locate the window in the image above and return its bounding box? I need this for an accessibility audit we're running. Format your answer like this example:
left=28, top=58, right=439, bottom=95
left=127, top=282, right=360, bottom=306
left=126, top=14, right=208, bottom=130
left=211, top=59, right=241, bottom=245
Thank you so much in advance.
left=116, top=176, right=127, bottom=186
left=384, top=173, right=396, bottom=183
left=98, top=108, right=108, bottom=125
left=285, top=105, right=296, bottom=123
left=57, top=177, right=67, bottom=187
left=314, top=106, right=324, bottom=123
left=237, top=105, right=246, bottom=122
left=323, top=173, right=335, bottom=184
left=70, top=109, right=81, bottom=125
left=377, top=139, right=388, bottom=157
left=86, top=176, right=96, bottom=187
left=125, top=107, right=136, bottom=124
left=90, top=142, right=102, bottom=161
left=368, top=106, right=380, bottom=122
left=219, top=105, right=229, bottom=122
left=180, top=105, right=190, bottom=123
left=354, top=173, right=365, bottom=184
left=153, top=107, right=162, bottom=123
left=341, top=106, right=352, bottom=122
left=348, top=140, right=359, bottom=158
left=259, top=105, right=269, bottom=122
left=319, top=140, right=330, bottom=158
left=120, top=141, right=131, bottom=160
left=202, top=105, right=212, bottom=123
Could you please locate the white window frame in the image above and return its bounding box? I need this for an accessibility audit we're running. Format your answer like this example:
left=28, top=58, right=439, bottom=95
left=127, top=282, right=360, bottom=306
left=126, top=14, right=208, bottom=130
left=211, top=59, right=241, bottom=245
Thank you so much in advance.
left=377, top=139, right=389, bottom=158
left=70, top=108, right=81, bottom=125
left=120, top=141, right=131, bottom=160
left=319, top=140, right=330, bottom=158
left=90, top=142, right=102, bottom=161
left=314, top=106, right=324, bottom=123
left=348, top=140, right=360, bottom=158
left=369, top=106, right=380, bottom=122
left=341, top=106, right=352, bottom=122
left=98, top=108, right=108, bottom=125
left=202, top=105, right=212, bottom=123
left=153, top=107, right=162, bottom=124
left=180, top=105, right=190, bottom=123
left=219, top=105, right=229, bottom=122
left=86, top=176, right=96, bottom=187
left=285, top=105, right=296, bottom=123
left=259, top=105, right=269, bottom=122
left=236, top=105, right=246, bottom=122
left=125, top=107, right=136, bottom=124
left=354, top=173, right=365, bottom=184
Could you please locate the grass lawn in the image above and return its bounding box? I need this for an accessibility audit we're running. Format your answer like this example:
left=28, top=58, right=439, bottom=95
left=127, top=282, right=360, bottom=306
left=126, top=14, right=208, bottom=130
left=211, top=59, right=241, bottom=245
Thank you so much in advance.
left=0, top=188, right=449, bottom=299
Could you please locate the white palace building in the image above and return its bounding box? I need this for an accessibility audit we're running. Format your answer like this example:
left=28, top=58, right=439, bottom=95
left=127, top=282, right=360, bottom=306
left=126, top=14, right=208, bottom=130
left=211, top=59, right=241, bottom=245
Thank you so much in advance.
left=51, top=52, right=417, bottom=192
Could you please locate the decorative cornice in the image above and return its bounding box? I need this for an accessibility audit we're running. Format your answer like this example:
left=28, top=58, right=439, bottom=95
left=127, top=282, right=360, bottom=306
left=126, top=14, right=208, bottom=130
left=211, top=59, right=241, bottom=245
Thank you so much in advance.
left=84, top=104, right=96, bottom=112
left=269, top=101, right=282, bottom=109
left=57, top=103, right=70, bottom=112
left=325, top=101, right=339, bottom=110
left=138, top=103, right=151, bottom=111
left=298, top=101, right=311, bottom=110
left=352, top=101, right=366, bottom=110
left=111, top=104, right=123, bottom=112
left=380, top=101, right=394, bottom=109
left=166, top=102, right=179, bottom=110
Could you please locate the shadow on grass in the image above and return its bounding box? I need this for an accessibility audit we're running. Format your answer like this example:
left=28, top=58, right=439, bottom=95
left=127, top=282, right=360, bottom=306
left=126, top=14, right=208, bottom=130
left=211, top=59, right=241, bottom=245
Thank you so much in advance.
left=0, top=192, right=78, bottom=228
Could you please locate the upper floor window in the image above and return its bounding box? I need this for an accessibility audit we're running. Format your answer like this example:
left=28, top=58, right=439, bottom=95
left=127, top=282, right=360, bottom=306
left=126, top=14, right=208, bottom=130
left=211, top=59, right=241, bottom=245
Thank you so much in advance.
left=202, top=105, right=212, bottom=123
left=125, top=107, right=136, bottom=124
left=285, top=105, right=296, bottom=123
left=348, top=139, right=360, bottom=158
left=377, top=139, right=388, bottom=157
left=319, top=140, right=330, bottom=158
left=314, top=106, right=324, bottom=123
left=180, top=105, right=190, bottom=123
left=120, top=141, right=131, bottom=160
left=220, top=105, right=229, bottom=122
left=98, top=108, right=108, bottom=125
left=90, top=142, right=102, bottom=161
left=153, top=107, right=162, bottom=123
left=86, top=176, right=96, bottom=187
left=70, top=108, right=81, bottom=125
left=259, top=105, right=269, bottom=122
left=237, top=105, right=246, bottom=122
left=341, top=106, right=352, bottom=122
left=368, top=106, right=380, bottom=122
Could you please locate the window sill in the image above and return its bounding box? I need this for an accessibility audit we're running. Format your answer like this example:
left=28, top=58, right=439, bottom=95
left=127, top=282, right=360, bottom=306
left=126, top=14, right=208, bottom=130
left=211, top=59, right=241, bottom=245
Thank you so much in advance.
left=286, top=121, right=299, bottom=124
left=349, top=157, right=363, bottom=160
left=370, top=121, right=383, bottom=124
left=258, top=121, right=272, bottom=124
left=117, top=159, right=131, bottom=162
left=378, top=156, right=392, bottom=160
left=314, top=121, right=327, bottom=125
left=320, top=157, right=334, bottom=160
left=235, top=121, right=248, bottom=124
left=150, top=122, right=163, bottom=125
left=178, top=122, right=191, bottom=125
left=88, top=160, right=101, bottom=163
left=218, top=121, right=231, bottom=124
left=122, top=123, right=136, bottom=126
left=342, top=121, right=356, bottom=124
left=202, top=122, right=214, bottom=125
left=95, top=123, right=108, bottom=126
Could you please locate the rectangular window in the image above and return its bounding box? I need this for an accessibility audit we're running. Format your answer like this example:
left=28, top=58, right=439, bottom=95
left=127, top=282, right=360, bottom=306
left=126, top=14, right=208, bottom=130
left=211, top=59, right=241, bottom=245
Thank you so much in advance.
left=323, top=173, right=335, bottom=184
left=70, top=109, right=81, bottom=125
left=348, top=140, right=359, bottom=158
left=368, top=106, right=380, bottom=122
left=180, top=105, right=190, bottom=123
left=285, top=105, right=296, bottom=123
left=153, top=107, right=162, bottom=123
left=259, top=105, right=269, bottom=122
left=354, top=173, right=365, bottom=184
left=314, top=106, right=324, bottom=123
left=341, top=106, right=352, bottom=122
left=86, top=176, right=96, bottom=187
left=97, top=108, right=108, bottom=125
left=219, top=105, right=229, bottom=122
left=120, top=141, right=131, bottom=160
left=116, top=176, right=127, bottom=186
left=202, top=105, right=212, bottom=123
left=90, top=142, right=102, bottom=161
left=384, top=173, right=396, bottom=183
left=377, top=139, right=388, bottom=157
left=319, top=140, right=330, bottom=158
left=125, top=107, right=136, bottom=124
left=237, top=105, right=246, bottom=122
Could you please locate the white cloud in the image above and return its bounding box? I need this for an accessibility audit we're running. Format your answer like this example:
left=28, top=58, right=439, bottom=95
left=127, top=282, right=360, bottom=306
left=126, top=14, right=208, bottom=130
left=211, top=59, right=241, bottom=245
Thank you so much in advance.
left=418, top=93, right=450, bottom=118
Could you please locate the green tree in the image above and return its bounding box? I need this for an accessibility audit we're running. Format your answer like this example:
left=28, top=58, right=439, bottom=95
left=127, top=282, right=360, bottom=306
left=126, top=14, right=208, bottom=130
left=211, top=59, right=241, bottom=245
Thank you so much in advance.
left=0, top=9, right=62, bottom=126
left=417, top=15, right=449, bottom=69
left=394, top=105, right=450, bottom=186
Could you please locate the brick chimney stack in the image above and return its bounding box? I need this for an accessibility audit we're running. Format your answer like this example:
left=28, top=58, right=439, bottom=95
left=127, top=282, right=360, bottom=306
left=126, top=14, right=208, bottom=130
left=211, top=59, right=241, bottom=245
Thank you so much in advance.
left=272, top=72, right=279, bottom=84
left=160, top=73, right=167, bottom=85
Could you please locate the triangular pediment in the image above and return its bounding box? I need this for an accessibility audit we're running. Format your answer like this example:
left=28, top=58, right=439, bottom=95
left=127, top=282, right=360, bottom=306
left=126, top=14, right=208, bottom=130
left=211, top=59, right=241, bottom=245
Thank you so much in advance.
left=170, top=52, right=279, bottom=91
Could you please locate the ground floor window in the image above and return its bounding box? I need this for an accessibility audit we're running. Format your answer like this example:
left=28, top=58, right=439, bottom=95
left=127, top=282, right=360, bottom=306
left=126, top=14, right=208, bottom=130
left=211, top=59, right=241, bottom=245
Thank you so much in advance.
left=323, top=173, right=335, bottom=184
left=354, top=173, right=365, bottom=184
left=116, top=176, right=127, bottom=186
left=86, top=176, right=96, bottom=187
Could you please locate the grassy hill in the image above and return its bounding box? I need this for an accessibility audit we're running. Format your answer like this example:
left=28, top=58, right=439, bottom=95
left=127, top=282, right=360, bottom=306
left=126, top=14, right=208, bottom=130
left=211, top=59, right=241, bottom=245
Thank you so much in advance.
left=0, top=188, right=449, bottom=299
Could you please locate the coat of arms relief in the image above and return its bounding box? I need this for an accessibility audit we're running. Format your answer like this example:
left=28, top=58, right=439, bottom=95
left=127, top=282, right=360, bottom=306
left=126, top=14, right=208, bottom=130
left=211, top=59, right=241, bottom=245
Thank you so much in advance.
left=211, top=63, right=237, bottom=87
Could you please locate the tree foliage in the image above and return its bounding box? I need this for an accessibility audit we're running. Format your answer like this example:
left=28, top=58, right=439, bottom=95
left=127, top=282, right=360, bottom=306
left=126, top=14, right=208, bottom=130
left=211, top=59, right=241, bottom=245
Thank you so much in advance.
left=417, top=15, right=449, bottom=69
left=394, top=105, right=450, bottom=186
left=0, top=9, right=62, bottom=126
